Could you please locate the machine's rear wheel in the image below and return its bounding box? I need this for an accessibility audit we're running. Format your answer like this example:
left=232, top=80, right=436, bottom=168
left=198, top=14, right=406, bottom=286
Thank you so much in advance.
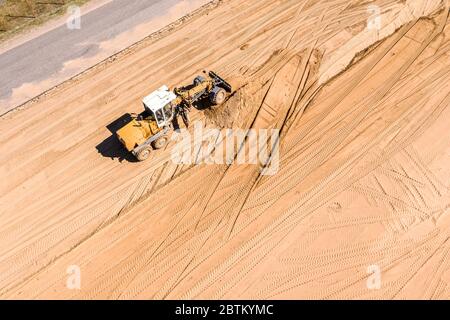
left=210, top=88, right=227, bottom=105
left=135, top=146, right=151, bottom=161
left=152, top=136, right=168, bottom=149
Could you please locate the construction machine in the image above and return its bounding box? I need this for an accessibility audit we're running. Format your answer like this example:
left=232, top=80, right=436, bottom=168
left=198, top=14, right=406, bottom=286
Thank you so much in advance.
left=116, top=71, right=232, bottom=161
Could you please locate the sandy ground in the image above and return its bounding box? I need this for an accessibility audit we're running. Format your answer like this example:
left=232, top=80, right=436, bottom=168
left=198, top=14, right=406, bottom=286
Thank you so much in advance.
left=0, top=0, right=449, bottom=299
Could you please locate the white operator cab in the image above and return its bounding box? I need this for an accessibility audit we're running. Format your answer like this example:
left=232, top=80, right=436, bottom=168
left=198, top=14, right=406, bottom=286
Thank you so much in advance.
left=142, top=85, right=177, bottom=128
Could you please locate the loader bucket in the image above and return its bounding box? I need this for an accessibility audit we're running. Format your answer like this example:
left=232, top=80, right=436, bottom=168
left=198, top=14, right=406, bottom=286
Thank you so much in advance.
left=209, top=71, right=233, bottom=93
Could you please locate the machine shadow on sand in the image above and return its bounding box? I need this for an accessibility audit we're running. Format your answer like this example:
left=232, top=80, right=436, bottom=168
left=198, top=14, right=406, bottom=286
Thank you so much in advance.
left=96, top=113, right=140, bottom=163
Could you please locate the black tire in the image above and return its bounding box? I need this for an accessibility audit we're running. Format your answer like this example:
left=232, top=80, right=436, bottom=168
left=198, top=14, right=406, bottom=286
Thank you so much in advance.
left=135, top=146, right=151, bottom=161
left=210, top=88, right=227, bottom=105
left=152, top=136, right=168, bottom=149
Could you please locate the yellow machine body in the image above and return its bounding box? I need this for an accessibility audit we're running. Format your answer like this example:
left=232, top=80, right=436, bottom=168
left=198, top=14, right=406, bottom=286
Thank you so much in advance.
left=116, top=118, right=162, bottom=152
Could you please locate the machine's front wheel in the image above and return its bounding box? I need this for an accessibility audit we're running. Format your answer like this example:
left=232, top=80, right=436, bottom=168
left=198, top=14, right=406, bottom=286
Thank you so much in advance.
left=135, top=146, right=151, bottom=161
left=152, top=136, right=168, bottom=149
left=210, top=87, right=227, bottom=105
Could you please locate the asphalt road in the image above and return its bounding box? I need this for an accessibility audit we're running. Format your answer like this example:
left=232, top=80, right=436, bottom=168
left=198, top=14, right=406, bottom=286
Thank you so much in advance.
left=0, top=0, right=206, bottom=113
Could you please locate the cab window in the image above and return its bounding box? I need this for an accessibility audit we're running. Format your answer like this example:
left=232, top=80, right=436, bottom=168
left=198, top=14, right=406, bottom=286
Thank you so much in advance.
left=154, top=108, right=165, bottom=127
left=163, top=104, right=173, bottom=120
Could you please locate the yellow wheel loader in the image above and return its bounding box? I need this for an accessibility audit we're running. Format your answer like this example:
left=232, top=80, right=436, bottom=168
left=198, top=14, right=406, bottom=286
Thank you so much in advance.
left=116, top=71, right=232, bottom=161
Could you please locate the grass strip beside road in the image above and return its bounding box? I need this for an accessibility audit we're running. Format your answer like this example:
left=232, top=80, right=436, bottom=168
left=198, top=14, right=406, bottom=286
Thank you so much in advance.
left=0, top=0, right=90, bottom=42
